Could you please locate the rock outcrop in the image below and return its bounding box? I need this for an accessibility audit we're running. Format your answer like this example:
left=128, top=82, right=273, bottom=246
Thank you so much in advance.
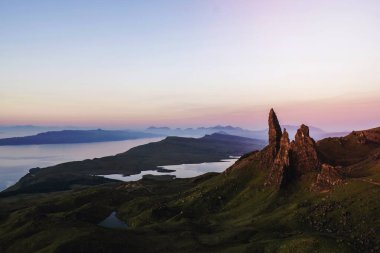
left=266, top=129, right=291, bottom=187
left=262, top=109, right=342, bottom=190
left=268, top=108, right=282, bottom=151
left=290, top=124, right=320, bottom=175
left=267, top=109, right=283, bottom=163
left=312, top=164, right=343, bottom=192
left=351, top=128, right=380, bottom=144
left=254, top=109, right=284, bottom=171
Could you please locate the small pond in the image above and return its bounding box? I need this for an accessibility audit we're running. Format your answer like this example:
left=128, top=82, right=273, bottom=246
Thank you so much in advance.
left=98, top=211, right=128, bottom=229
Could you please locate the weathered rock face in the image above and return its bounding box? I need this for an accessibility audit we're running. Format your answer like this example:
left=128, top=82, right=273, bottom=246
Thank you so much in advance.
left=312, top=164, right=343, bottom=192
left=290, top=124, right=320, bottom=175
left=351, top=129, right=380, bottom=144
left=265, top=123, right=320, bottom=188
left=266, top=129, right=291, bottom=187
left=265, top=109, right=283, bottom=166
left=254, top=109, right=342, bottom=190
left=276, top=129, right=291, bottom=169
left=268, top=108, right=282, bottom=150
left=352, top=131, right=368, bottom=144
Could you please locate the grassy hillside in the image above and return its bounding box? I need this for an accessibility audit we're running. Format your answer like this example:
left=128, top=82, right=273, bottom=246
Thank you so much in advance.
left=1, top=125, right=380, bottom=252
left=2, top=152, right=380, bottom=252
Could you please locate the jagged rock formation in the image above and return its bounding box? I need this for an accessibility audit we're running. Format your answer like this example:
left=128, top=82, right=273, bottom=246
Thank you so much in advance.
left=265, top=108, right=283, bottom=165
left=268, top=108, right=282, bottom=151
left=266, top=129, right=291, bottom=187
left=290, top=124, right=320, bottom=175
left=312, top=164, right=343, bottom=192
left=262, top=109, right=342, bottom=190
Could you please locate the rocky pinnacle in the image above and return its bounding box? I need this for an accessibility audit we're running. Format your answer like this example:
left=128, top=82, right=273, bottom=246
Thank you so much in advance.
left=268, top=108, right=282, bottom=152
left=265, top=112, right=324, bottom=188
left=290, top=124, right=320, bottom=175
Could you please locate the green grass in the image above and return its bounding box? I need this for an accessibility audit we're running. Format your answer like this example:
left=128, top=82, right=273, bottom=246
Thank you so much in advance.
left=1, top=139, right=380, bottom=252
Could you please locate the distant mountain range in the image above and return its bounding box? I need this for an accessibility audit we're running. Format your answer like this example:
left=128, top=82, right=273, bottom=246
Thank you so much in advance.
left=0, top=124, right=349, bottom=146
left=145, top=125, right=349, bottom=140
left=0, top=129, right=161, bottom=146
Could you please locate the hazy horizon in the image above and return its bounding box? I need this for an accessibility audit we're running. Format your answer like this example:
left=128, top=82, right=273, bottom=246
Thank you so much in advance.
left=0, top=118, right=365, bottom=133
left=1, top=1, right=379, bottom=131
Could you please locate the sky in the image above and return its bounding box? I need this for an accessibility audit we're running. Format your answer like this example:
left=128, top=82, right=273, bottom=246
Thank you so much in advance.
left=1, top=0, right=379, bottom=131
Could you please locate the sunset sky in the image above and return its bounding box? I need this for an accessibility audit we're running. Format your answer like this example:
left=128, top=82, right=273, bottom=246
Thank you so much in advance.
left=1, top=0, right=379, bottom=131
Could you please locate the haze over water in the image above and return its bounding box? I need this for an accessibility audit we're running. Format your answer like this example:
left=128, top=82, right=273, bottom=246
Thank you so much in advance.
left=0, top=138, right=163, bottom=190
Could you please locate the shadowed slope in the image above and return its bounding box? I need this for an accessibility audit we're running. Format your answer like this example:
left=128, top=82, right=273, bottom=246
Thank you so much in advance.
left=317, top=127, right=380, bottom=166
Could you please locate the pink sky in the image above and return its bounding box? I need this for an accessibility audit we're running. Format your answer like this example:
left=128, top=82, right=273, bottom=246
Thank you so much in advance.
left=1, top=0, right=380, bottom=131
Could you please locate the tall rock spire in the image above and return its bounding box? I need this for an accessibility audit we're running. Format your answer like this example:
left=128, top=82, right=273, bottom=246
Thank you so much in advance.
left=258, top=108, right=284, bottom=170
left=268, top=108, right=282, bottom=151
left=264, top=114, right=321, bottom=188
left=249, top=109, right=339, bottom=190
left=266, top=128, right=291, bottom=187
left=290, top=124, right=320, bottom=175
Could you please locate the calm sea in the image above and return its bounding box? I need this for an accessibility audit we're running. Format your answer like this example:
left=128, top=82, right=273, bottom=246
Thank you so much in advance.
left=0, top=137, right=163, bottom=190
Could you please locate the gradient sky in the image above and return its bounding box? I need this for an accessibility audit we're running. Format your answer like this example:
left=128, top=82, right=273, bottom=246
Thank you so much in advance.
left=1, top=0, right=379, bottom=131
